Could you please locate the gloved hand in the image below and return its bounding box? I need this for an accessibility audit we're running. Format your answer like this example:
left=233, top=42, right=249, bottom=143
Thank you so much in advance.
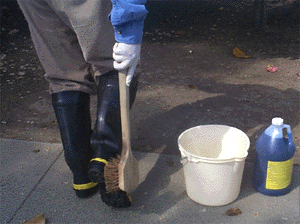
left=98, top=182, right=132, bottom=208
left=113, top=43, right=141, bottom=86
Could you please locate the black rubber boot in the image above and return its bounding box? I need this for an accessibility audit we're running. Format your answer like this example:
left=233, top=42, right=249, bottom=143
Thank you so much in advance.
left=88, top=70, right=138, bottom=208
left=88, top=70, right=138, bottom=181
left=52, top=91, right=98, bottom=198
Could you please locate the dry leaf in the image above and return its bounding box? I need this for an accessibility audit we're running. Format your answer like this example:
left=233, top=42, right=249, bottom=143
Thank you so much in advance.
left=174, top=31, right=186, bottom=35
left=9, top=29, right=19, bottom=35
left=267, top=65, right=278, bottom=72
left=233, top=47, right=251, bottom=59
left=159, top=215, right=166, bottom=220
left=225, top=207, right=242, bottom=216
left=23, top=213, right=46, bottom=224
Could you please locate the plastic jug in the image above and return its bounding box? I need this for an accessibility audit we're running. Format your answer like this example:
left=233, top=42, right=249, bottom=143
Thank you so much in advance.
left=253, top=117, right=295, bottom=196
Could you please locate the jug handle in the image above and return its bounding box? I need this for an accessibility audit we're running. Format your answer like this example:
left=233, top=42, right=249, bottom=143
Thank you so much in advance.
left=283, top=124, right=293, bottom=145
left=180, top=157, right=189, bottom=166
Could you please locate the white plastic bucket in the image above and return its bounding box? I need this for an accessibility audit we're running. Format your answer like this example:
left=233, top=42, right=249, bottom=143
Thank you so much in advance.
left=178, top=125, right=250, bottom=206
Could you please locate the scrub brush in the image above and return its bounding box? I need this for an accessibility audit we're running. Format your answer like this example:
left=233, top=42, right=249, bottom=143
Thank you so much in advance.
left=104, top=70, right=139, bottom=193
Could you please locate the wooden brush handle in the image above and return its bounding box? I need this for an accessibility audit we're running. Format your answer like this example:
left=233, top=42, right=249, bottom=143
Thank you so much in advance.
left=118, top=70, right=139, bottom=192
left=118, top=70, right=131, bottom=155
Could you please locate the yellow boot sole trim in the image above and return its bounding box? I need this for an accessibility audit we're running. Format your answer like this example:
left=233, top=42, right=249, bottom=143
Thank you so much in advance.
left=90, top=158, right=108, bottom=165
left=127, top=194, right=132, bottom=202
left=73, top=182, right=98, bottom=190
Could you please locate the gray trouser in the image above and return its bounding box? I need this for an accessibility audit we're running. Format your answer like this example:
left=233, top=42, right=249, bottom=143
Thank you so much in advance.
left=17, top=0, right=115, bottom=94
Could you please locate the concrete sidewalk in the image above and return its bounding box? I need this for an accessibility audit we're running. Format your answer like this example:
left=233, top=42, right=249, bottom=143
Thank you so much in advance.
left=1, top=138, right=299, bottom=224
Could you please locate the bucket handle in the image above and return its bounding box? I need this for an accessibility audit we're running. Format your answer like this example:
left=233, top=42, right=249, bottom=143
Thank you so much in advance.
left=180, top=157, right=189, bottom=166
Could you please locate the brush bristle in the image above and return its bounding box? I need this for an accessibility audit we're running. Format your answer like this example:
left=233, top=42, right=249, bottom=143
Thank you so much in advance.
left=104, top=155, right=121, bottom=193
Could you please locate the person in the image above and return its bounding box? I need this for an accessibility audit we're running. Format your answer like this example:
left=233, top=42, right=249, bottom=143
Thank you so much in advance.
left=17, top=0, right=148, bottom=208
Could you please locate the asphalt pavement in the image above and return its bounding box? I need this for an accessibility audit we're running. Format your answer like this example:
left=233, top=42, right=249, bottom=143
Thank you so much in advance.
left=1, top=138, right=299, bottom=224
